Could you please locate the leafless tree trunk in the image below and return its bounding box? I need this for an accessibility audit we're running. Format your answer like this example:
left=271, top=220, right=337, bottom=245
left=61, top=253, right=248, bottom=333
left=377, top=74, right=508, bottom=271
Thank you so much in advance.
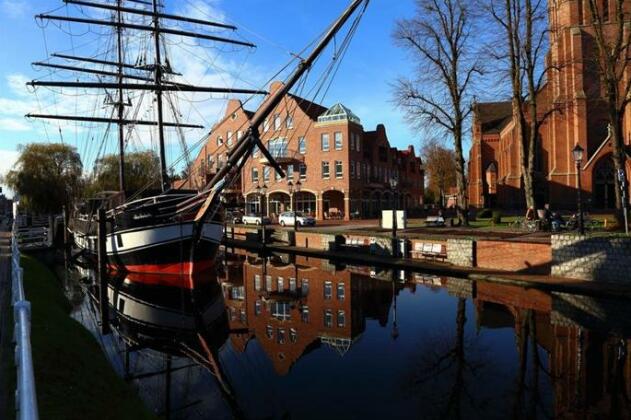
left=393, top=0, right=481, bottom=226
left=489, top=0, right=557, bottom=213
left=587, top=0, right=631, bottom=223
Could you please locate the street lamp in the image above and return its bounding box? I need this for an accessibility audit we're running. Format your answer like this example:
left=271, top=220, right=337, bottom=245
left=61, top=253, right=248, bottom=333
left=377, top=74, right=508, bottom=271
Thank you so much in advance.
left=391, top=269, right=399, bottom=340
left=389, top=177, right=399, bottom=258
left=255, top=183, right=268, bottom=215
left=572, top=144, right=585, bottom=235
left=255, top=182, right=268, bottom=243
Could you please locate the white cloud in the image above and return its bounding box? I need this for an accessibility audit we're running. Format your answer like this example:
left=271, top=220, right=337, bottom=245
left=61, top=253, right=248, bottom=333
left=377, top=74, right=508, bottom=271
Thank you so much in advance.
left=1, top=0, right=27, bottom=19
left=0, top=118, right=31, bottom=131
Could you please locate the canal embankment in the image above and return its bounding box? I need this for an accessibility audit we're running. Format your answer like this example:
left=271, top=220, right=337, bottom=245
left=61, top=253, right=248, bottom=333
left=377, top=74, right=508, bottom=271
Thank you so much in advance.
left=17, top=254, right=155, bottom=420
left=224, top=225, right=631, bottom=299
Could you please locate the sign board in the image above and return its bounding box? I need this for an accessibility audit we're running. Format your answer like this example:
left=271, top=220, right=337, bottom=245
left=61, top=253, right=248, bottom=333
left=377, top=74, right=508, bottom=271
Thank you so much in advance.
left=382, top=210, right=407, bottom=229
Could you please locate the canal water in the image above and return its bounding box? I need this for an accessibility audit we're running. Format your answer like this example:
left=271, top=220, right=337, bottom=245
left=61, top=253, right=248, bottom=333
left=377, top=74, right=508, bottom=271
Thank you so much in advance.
left=66, top=250, right=631, bottom=419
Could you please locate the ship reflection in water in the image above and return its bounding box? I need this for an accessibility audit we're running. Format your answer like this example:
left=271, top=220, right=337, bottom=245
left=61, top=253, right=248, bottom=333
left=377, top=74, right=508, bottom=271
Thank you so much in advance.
left=69, top=250, right=631, bottom=419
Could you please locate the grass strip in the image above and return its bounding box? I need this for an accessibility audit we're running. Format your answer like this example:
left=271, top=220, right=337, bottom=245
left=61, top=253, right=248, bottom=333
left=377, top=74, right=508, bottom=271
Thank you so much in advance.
left=21, top=255, right=155, bottom=420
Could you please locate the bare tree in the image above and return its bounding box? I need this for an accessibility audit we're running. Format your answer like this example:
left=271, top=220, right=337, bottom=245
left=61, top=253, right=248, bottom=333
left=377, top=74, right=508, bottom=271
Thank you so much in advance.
left=393, top=0, right=481, bottom=225
left=488, top=0, right=558, bottom=212
left=586, top=0, right=631, bottom=221
left=422, top=139, right=458, bottom=208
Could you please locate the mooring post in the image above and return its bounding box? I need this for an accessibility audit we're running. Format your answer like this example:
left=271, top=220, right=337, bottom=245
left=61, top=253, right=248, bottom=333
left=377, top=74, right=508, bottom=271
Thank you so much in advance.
left=97, top=208, right=110, bottom=335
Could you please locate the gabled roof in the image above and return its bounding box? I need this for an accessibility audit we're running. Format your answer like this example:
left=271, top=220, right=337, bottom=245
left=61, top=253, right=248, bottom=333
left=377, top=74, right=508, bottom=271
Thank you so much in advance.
left=475, top=101, right=513, bottom=134
left=288, top=93, right=328, bottom=120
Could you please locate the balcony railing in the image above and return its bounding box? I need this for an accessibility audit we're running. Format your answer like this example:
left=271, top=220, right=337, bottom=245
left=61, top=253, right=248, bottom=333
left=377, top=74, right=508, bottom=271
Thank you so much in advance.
left=259, top=149, right=305, bottom=166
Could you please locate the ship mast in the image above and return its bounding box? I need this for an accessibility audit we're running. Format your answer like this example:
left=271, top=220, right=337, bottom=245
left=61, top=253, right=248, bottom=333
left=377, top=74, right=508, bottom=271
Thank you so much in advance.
left=28, top=0, right=265, bottom=193
left=152, top=0, right=168, bottom=192
left=116, top=0, right=126, bottom=193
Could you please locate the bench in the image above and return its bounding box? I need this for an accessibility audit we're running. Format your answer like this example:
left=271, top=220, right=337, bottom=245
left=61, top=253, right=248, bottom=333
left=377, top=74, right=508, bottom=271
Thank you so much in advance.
left=344, top=237, right=367, bottom=253
left=411, top=242, right=446, bottom=261
left=424, top=216, right=446, bottom=227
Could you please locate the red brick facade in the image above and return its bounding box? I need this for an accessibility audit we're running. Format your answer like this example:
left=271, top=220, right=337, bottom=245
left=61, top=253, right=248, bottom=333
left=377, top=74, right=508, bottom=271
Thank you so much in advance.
left=468, top=0, right=631, bottom=210
left=181, top=81, right=424, bottom=220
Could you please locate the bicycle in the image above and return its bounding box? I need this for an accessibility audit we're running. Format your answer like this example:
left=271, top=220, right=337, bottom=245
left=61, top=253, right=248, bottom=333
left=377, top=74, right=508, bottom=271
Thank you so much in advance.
left=509, top=218, right=539, bottom=232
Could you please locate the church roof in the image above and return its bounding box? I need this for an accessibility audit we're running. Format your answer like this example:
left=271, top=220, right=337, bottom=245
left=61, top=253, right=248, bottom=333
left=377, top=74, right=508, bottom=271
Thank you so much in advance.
left=475, top=101, right=513, bottom=134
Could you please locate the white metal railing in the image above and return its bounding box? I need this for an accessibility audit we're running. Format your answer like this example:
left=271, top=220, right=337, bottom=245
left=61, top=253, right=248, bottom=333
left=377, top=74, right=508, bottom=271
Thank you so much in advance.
left=11, top=221, right=39, bottom=420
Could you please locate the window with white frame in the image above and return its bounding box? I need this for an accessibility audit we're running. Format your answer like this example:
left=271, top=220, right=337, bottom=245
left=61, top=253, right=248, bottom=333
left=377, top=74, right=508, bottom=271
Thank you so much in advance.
left=337, top=310, right=346, bottom=327
left=287, top=164, right=294, bottom=180
left=321, top=133, right=330, bottom=151
left=277, top=328, right=286, bottom=344
left=264, top=167, right=270, bottom=181
left=274, top=114, right=281, bottom=130
left=298, top=137, right=306, bottom=154
left=301, top=279, right=309, bottom=295
left=255, top=300, right=262, bottom=316
left=299, top=164, right=307, bottom=180
left=263, top=119, right=270, bottom=132
left=324, top=309, right=333, bottom=327
left=334, top=132, right=343, bottom=150
left=289, top=277, right=296, bottom=292
left=324, top=281, right=333, bottom=300
left=335, top=161, right=343, bottom=178
left=301, top=305, right=310, bottom=323
left=217, top=136, right=223, bottom=146
left=290, top=328, right=297, bottom=343
left=252, top=168, right=259, bottom=183
left=322, top=161, right=330, bottom=179
left=266, top=325, right=273, bottom=339
left=265, top=275, right=272, bottom=291
left=337, top=282, right=345, bottom=300
left=286, top=115, right=294, bottom=129
left=277, top=277, right=284, bottom=291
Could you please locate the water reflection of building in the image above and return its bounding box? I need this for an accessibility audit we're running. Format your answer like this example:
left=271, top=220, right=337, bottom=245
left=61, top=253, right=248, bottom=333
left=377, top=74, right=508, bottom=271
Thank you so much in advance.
left=219, top=253, right=393, bottom=375
left=472, top=282, right=631, bottom=419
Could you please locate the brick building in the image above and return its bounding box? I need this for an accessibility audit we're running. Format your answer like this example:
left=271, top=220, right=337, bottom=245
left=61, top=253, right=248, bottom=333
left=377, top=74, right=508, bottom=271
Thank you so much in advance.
left=468, top=0, right=631, bottom=210
left=219, top=252, right=393, bottom=375
left=184, top=81, right=424, bottom=221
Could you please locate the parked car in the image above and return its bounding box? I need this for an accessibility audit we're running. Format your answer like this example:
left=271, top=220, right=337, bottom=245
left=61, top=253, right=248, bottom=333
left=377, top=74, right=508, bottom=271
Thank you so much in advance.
left=225, top=210, right=243, bottom=224
left=242, top=214, right=271, bottom=225
left=278, top=211, right=316, bottom=227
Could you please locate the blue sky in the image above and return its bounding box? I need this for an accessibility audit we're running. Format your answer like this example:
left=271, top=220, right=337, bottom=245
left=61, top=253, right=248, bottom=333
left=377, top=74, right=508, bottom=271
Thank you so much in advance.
left=0, top=0, right=442, bottom=188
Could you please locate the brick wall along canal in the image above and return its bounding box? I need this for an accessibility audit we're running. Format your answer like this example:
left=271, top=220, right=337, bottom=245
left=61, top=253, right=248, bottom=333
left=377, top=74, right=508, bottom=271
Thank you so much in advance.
left=66, top=250, right=631, bottom=419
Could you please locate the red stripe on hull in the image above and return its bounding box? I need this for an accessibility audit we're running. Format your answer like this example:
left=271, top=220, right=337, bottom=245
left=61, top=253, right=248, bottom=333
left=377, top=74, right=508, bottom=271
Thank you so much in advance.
left=108, top=259, right=216, bottom=289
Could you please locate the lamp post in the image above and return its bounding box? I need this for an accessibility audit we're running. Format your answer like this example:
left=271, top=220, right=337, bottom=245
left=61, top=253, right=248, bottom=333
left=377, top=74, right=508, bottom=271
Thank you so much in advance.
left=255, top=182, right=268, bottom=243
left=389, top=177, right=399, bottom=258
left=572, top=144, right=585, bottom=235
left=391, top=269, right=399, bottom=340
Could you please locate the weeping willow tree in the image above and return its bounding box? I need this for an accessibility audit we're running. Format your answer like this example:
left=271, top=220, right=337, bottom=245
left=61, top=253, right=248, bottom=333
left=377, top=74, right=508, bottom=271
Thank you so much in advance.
left=4, top=143, right=83, bottom=213
left=85, top=150, right=161, bottom=197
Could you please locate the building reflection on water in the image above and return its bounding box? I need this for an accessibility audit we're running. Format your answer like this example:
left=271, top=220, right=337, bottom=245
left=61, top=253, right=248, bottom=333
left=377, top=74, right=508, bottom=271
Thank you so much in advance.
left=71, top=251, right=631, bottom=419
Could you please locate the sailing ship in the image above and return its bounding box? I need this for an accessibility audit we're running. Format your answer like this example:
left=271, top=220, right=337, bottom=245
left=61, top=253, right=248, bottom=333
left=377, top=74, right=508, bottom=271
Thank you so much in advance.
left=27, top=0, right=368, bottom=275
